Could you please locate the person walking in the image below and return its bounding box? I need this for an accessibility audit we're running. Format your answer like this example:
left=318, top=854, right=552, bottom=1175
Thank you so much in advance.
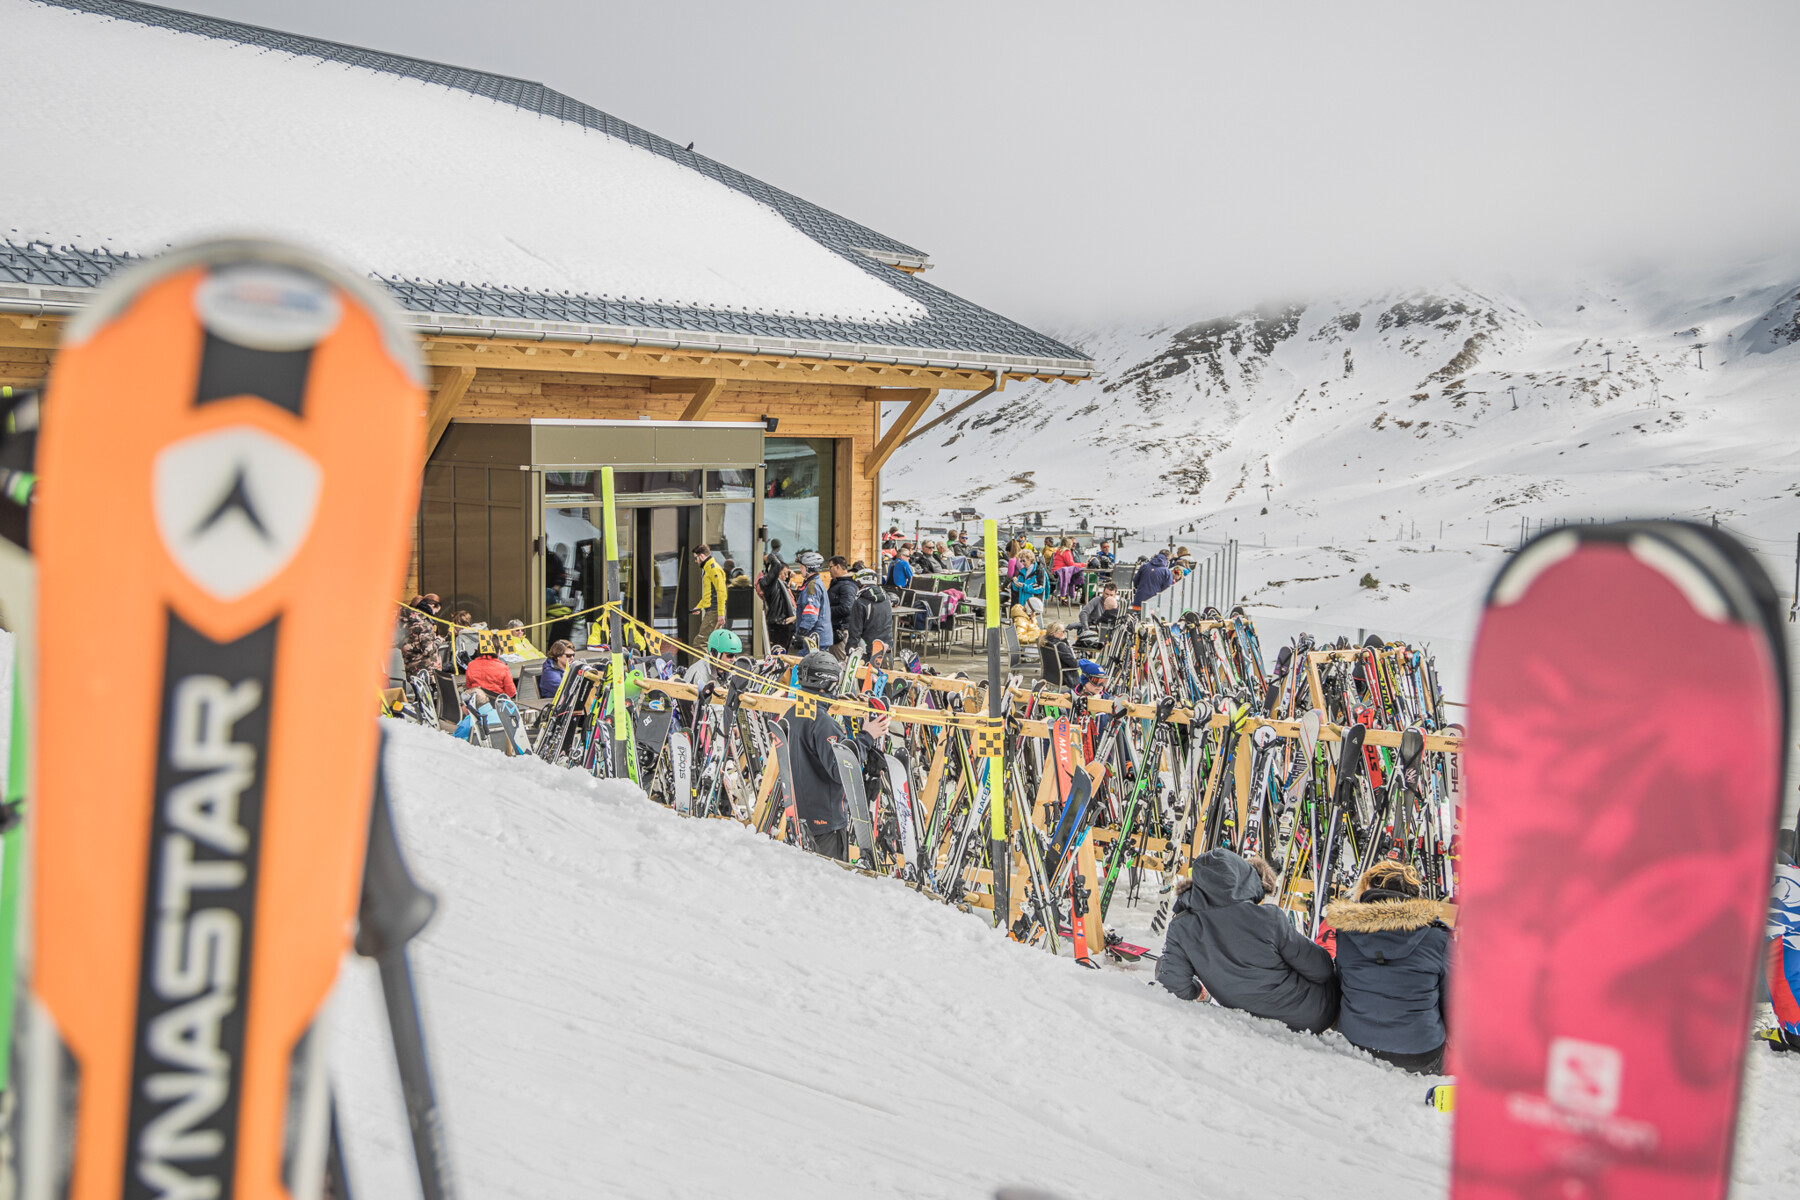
left=788, top=651, right=888, bottom=861
left=691, top=544, right=728, bottom=649
left=1156, top=847, right=1339, bottom=1034
left=1325, top=861, right=1451, bottom=1074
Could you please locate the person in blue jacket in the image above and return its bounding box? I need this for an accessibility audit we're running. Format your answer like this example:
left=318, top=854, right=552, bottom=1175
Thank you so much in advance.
left=794, top=551, right=834, bottom=650
left=887, top=543, right=915, bottom=590
left=1132, top=551, right=1174, bottom=607
left=1325, top=860, right=1451, bottom=1073
left=537, top=639, right=575, bottom=699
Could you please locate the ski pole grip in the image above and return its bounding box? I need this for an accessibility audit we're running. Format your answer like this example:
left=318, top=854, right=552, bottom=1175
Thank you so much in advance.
left=356, top=744, right=437, bottom=958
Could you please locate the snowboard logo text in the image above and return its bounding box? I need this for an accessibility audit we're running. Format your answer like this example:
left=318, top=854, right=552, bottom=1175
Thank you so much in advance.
left=127, top=617, right=277, bottom=1200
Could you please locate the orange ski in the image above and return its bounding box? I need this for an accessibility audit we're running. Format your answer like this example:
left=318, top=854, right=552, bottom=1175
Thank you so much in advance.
left=26, top=240, right=424, bottom=1200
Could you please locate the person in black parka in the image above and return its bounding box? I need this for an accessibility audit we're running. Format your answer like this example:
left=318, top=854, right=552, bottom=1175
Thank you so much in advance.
left=787, top=651, right=886, bottom=861
left=1325, top=860, right=1451, bottom=1074
left=1157, top=848, right=1339, bottom=1034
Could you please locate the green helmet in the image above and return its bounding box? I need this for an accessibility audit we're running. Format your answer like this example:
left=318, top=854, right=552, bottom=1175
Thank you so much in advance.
left=707, top=628, right=744, bottom=655
left=620, top=666, right=647, bottom=701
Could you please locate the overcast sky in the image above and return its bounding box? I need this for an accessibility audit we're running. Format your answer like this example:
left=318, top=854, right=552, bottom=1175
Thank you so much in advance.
left=173, top=0, right=1800, bottom=329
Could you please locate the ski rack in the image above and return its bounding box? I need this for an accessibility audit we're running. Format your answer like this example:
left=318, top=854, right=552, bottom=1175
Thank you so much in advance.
left=430, top=606, right=1465, bottom=964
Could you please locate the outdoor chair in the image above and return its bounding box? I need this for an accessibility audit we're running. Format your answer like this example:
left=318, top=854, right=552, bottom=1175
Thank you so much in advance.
left=912, top=589, right=949, bottom=656
left=893, top=588, right=931, bottom=660
left=1003, top=620, right=1040, bottom=671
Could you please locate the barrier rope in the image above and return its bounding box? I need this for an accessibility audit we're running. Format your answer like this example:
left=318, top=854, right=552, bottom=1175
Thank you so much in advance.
left=599, top=606, right=999, bottom=732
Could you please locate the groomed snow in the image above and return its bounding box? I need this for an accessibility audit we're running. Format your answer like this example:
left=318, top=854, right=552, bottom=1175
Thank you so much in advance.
left=330, top=722, right=1800, bottom=1198
left=3, top=0, right=925, bottom=324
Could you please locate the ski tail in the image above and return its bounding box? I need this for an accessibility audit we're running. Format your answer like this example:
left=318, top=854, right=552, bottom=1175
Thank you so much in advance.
left=1452, top=521, right=1788, bottom=1197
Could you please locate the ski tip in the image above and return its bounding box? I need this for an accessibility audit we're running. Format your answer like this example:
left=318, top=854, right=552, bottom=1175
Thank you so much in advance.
left=65, top=236, right=425, bottom=385
left=1425, top=1083, right=1456, bottom=1111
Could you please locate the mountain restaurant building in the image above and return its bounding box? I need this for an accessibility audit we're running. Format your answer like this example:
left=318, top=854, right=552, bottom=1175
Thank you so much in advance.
left=0, top=0, right=1092, bottom=652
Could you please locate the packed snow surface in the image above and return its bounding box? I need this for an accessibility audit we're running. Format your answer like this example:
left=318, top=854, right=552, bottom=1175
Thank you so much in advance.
left=3, top=0, right=924, bottom=324
left=331, top=722, right=1800, bottom=1198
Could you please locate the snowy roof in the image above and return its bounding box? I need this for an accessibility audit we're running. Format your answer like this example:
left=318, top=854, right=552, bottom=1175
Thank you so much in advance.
left=0, top=0, right=1091, bottom=376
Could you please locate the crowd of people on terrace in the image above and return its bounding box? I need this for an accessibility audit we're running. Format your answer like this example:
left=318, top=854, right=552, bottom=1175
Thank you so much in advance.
left=398, top=539, right=1447, bottom=1075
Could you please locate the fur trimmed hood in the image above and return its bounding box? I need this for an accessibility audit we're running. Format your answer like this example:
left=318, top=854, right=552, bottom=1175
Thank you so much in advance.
left=1324, top=896, right=1445, bottom=934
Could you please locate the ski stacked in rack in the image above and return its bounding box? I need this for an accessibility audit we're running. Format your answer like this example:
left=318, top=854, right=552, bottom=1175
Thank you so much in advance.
left=0, top=384, right=38, bottom=1115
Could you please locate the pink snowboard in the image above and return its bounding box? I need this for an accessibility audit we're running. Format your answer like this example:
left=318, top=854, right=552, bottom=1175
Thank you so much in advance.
left=1453, top=523, right=1787, bottom=1199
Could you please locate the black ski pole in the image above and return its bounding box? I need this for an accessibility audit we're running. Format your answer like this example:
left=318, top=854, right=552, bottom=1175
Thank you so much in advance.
left=355, top=735, right=455, bottom=1200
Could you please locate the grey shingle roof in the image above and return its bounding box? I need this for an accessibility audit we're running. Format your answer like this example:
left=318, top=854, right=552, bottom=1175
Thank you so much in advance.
left=5, top=0, right=1091, bottom=374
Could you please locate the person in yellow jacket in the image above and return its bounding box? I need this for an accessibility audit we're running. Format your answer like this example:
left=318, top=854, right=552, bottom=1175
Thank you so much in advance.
left=691, top=543, right=729, bottom=647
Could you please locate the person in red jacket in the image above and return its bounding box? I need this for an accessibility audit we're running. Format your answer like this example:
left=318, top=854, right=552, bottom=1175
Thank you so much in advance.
left=463, top=629, right=517, bottom=699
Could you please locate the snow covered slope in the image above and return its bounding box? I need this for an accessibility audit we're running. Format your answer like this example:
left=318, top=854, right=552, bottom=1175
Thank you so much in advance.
left=331, top=722, right=1800, bottom=1199
left=884, top=259, right=1800, bottom=660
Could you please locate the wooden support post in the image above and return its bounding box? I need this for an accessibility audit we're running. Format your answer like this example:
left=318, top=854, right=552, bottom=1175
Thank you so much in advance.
left=676, top=376, right=727, bottom=422
left=917, top=735, right=948, bottom=824
left=863, top=388, right=938, bottom=480
left=1233, top=724, right=1254, bottom=846
left=424, top=364, right=475, bottom=457
left=1189, top=735, right=1228, bottom=864
left=1306, top=651, right=1327, bottom=716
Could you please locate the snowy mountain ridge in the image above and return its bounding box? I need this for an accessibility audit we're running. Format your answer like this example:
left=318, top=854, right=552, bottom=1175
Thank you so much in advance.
left=885, top=259, right=1800, bottom=662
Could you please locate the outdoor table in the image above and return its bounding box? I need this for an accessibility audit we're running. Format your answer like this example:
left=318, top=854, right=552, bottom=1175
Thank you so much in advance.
left=889, top=605, right=922, bottom=654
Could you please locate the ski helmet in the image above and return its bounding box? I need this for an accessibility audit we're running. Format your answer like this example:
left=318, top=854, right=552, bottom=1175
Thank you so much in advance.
left=796, top=649, right=842, bottom=693
left=707, top=628, right=743, bottom=655
left=854, top=568, right=880, bottom=587
left=798, top=551, right=825, bottom=572
left=1077, top=658, right=1105, bottom=681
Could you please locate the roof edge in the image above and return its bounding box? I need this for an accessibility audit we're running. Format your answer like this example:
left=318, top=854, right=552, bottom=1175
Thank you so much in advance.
left=0, top=286, right=1094, bottom=378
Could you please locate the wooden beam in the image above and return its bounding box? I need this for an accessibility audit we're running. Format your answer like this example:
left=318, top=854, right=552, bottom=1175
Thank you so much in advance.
left=677, top=376, right=727, bottom=422
left=863, top=389, right=937, bottom=480
left=900, top=383, right=996, bottom=448
left=423, top=339, right=1001, bottom=391
left=0, top=316, right=63, bottom=351
left=425, top=365, right=476, bottom=457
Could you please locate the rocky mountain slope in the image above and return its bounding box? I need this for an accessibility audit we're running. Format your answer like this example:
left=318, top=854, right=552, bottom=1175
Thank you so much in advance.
left=885, top=257, right=1800, bottom=667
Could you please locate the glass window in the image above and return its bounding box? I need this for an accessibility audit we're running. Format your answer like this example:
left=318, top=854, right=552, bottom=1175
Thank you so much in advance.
left=545, top=471, right=596, bottom=498
left=764, top=438, right=834, bottom=559
left=615, top=471, right=701, bottom=497
left=706, top=469, right=756, bottom=499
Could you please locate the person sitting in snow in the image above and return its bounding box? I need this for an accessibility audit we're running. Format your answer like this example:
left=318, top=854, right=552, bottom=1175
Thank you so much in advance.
left=1157, top=847, right=1339, bottom=1034
left=1325, top=861, right=1450, bottom=1073
left=788, top=651, right=888, bottom=862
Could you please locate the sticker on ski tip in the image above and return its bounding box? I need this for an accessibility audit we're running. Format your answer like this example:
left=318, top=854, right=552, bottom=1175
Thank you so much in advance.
left=28, top=240, right=424, bottom=1200
left=1453, top=522, right=1787, bottom=1200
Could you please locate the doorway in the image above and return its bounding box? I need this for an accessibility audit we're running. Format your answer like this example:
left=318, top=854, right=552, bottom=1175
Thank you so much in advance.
left=562, top=505, right=699, bottom=651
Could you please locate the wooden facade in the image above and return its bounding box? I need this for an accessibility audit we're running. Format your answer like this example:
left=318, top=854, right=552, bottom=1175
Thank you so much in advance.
left=0, top=314, right=1065, bottom=579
